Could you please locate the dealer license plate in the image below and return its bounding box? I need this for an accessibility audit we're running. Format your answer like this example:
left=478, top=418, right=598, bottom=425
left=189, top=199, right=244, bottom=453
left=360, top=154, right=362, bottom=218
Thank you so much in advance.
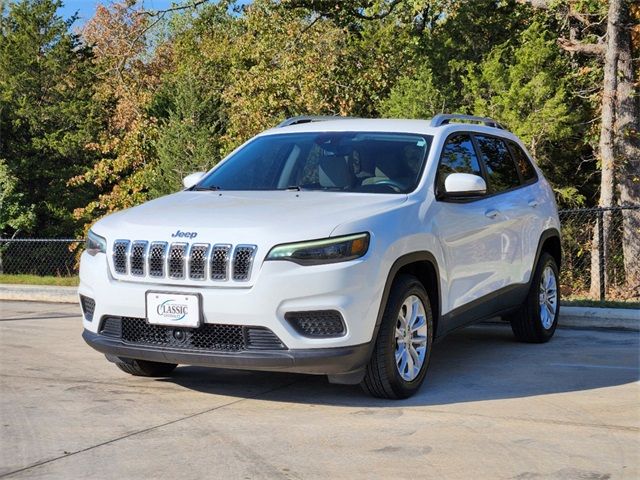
left=146, top=292, right=201, bottom=328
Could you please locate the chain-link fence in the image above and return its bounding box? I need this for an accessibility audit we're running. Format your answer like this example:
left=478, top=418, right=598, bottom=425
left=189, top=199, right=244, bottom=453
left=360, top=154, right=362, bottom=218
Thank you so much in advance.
left=1, top=206, right=639, bottom=303
left=558, top=206, right=639, bottom=302
left=0, top=239, right=83, bottom=277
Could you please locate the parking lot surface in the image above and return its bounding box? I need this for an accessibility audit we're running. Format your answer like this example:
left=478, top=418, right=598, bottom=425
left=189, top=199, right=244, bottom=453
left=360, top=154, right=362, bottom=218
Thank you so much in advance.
left=1, top=300, right=638, bottom=479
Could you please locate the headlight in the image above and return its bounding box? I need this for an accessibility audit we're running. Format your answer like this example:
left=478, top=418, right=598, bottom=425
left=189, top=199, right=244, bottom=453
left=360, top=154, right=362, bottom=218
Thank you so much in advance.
left=266, top=233, right=370, bottom=265
left=86, top=230, right=107, bottom=256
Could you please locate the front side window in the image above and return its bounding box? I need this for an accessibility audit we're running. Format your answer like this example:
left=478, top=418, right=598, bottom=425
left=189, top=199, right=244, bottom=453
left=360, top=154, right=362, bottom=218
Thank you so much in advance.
left=196, top=132, right=432, bottom=194
left=475, top=135, right=521, bottom=193
left=437, top=134, right=483, bottom=193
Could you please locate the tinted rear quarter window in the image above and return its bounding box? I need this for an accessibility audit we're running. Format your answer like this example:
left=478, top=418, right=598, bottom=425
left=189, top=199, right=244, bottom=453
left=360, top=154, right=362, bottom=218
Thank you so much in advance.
left=475, top=135, right=521, bottom=193
left=437, top=134, right=483, bottom=192
left=507, top=140, right=537, bottom=183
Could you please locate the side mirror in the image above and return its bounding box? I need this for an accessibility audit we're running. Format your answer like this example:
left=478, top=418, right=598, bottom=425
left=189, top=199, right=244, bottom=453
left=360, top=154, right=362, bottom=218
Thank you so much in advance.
left=442, top=173, right=487, bottom=198
left=183, top=172, right=206, bottom=189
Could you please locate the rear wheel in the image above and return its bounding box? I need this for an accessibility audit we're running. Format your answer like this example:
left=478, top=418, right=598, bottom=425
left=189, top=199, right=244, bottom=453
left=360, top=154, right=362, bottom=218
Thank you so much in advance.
left=361, top=275, right=434, bottom=399
left=508, top=252, right=560, bottom=343
left=114, top=358, right=178, bottom=377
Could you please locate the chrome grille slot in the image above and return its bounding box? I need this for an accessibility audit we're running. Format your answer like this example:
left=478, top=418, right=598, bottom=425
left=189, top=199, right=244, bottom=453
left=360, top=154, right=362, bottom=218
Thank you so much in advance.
left=113, top=240, right=130, bottom=274
left=189, top=244, right=210, bottom=280
left=211, top=244, right=231, bottom=280
left=233, top=245, right=257, bottom=281
left=130, top=241, right=148, bottom=276
left=148, top=242, right=167, bottom=277
left=168, top=243, right=188, bottom=279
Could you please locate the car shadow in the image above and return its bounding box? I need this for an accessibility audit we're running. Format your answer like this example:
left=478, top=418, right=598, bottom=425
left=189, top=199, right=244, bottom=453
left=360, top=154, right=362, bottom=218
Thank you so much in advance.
left=156, top=324, right=640, bottom=407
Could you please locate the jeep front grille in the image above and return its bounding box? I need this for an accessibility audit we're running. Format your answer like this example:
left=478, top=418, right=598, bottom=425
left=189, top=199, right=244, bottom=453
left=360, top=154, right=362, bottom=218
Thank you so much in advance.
left=149, top=242, right=167, bottom=277
left=188, top=244, right=209, bottom=280
left=110, top=240, right=257, bottom=282
left=113, top=240, right=129, bottom=274
left=130, top=241, right=148, bottom=276
left=233, top=245, right=257, bottom=281
left=211, top=244, right=231, bottom=280
left=168, top=243, right=188, bottom=279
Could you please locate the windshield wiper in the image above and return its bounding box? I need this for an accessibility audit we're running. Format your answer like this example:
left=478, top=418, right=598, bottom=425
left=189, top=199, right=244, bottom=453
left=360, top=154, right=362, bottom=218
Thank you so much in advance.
left=285, top=185, right=302, bottom=191
left=190, top=185, right=222, bottom=191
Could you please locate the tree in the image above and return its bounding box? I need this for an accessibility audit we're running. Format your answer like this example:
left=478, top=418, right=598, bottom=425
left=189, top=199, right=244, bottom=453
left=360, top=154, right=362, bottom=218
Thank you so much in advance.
left=520, top=0, right=639, bottom=298
left=150, top=72, right=224, bottom=196
left=69, top=1, right=168, bottom=232
left=374, top=3, right=595, bottom=206
left=0, top=0, right=103, bottom=237
left=0, top=159, right=36, bottom=235
left=464, top=21, right=591, bottom=206
left=380, top=65, right=446, bottom=119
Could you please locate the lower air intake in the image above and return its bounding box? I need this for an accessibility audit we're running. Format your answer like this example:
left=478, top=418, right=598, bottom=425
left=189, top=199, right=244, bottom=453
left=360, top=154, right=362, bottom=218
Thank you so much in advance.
left=285, top=310, right=346, bottom=338
left=79, top=295, right=96, bottom=322
left=98, top=317, right=286, bottom=352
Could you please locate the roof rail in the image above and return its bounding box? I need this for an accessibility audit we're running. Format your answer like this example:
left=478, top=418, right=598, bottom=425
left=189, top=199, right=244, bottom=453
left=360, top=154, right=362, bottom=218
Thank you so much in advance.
left=430, top=114, right=504, bottom=129
left=277, top=115, right=354, bottom=128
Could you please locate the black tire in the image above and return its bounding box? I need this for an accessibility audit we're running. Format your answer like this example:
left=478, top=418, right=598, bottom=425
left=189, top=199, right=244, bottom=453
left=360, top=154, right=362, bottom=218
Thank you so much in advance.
left=114, top=358, right=178, bottom=377
left=508, top=252, right=560, bottom=343
left=361, top=274, right=434, bottom=399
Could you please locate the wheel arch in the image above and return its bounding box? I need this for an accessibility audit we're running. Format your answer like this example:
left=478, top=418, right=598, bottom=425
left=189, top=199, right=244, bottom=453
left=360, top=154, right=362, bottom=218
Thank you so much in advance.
left=535, top=228, right=562, bottom=273
left=375, top=252, right=442, bottom=339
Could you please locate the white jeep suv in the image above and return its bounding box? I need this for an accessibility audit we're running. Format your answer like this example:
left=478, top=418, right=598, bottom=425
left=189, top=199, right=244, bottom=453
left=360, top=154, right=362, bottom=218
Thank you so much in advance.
left=79, top=114, right=561, bottom=399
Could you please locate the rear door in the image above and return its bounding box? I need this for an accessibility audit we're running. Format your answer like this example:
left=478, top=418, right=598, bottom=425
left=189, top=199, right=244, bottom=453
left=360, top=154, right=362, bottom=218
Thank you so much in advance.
left=505, top=139, right=545, bottom=284
left=473, top=134, right=528, bottom=294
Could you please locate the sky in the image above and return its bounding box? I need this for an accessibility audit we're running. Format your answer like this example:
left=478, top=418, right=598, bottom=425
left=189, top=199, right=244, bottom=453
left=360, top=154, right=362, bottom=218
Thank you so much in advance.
left=58, top=0, right=178, bottom=23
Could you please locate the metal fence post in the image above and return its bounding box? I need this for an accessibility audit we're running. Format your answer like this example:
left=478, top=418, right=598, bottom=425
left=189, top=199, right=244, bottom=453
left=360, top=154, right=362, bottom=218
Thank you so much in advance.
left=597, top=208, right=605, bottom=301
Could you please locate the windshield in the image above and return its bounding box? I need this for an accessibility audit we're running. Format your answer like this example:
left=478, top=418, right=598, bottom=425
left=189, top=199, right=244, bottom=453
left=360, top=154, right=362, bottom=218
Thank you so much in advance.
left=196, top=132, right=433, bottom=194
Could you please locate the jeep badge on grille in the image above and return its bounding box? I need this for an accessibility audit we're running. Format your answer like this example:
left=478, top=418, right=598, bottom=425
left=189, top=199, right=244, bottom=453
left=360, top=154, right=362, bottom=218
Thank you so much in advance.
left=171, top=230, right=198, bottom=239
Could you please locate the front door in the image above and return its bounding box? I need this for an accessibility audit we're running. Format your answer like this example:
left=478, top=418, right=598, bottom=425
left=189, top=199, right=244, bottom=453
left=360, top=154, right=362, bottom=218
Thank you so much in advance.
left=431, top=133, right=522, bottom=331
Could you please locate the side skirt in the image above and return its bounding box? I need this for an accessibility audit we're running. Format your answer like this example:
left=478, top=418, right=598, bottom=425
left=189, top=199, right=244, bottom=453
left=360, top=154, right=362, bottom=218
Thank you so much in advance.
left=437, top=283, right=530, bottom=339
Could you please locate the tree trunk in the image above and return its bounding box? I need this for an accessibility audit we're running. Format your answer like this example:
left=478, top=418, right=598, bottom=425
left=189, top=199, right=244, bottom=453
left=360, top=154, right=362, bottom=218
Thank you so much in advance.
left=615, top=1, right=640, bottom=299
left=589, top=0, right=621, bottom=299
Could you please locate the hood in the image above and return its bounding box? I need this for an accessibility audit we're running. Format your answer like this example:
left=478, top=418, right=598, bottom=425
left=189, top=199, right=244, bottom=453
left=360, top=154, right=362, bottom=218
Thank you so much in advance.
left=94, top=190, right=407, bottom=247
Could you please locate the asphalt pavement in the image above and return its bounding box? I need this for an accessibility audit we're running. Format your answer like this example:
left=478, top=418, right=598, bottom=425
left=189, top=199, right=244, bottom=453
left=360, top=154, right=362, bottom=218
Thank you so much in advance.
left=1, top=300, right=638, bottom=479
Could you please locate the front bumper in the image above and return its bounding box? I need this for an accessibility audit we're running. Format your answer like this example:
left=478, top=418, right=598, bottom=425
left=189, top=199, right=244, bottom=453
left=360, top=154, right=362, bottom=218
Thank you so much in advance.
left=83, top=329, right=370, bottom=376
left=79, top=250, right=385, bottom=350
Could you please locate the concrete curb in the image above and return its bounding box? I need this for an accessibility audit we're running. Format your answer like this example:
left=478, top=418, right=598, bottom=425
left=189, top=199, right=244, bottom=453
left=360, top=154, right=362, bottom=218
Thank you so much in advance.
left=481, top=306, right=639, bottom=331
left=559, top=306, right=639, bottom=331
left=1, top=284, right=638, bottom=331
left=0, top=284, right=78, bottom=304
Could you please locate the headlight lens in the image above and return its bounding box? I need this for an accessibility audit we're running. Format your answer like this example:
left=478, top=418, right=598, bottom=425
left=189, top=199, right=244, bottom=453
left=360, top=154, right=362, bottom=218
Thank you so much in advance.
left=266, top=233, right=370, bottom=265
left=86, top=230, right=107, bottom=256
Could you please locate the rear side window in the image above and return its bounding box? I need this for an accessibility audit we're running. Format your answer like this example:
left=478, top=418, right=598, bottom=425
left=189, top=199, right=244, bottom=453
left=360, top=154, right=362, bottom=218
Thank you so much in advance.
left=475, top=135, right=521, bottom=193
left=507, top=140, right=537, bottom=183
left=437, top=134, right=483, bottom=192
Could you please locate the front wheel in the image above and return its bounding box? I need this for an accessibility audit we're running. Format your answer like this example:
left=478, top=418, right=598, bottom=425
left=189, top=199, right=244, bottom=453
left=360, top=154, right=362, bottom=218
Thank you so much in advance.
left=361, top=275, right=434, bottom=399
left=507, top=252, right=560, bottom=343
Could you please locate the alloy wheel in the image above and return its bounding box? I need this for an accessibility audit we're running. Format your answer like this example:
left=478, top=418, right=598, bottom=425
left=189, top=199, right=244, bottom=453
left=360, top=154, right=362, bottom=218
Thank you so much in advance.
left=394, top=295, right=428, bottom=381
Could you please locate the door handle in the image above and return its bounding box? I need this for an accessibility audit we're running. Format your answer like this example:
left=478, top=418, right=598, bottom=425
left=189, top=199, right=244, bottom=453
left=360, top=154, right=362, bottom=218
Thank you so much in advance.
left=528, top=199, right=539, bottom=208
left=485, top=209, right=500, bottom=219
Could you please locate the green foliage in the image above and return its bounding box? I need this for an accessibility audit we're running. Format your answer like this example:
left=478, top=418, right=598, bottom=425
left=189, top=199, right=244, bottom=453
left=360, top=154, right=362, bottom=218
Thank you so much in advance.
left=465, top=22, right=575, bottom=155
left=464, top=21, right=592, bottom=206
left=150, top=72, right=224, bottom=196
left=380, top=65, right=446, bottom=119
left=0, top=0, right=103, bottom=237
left=0, top=158, right=36, bottom=232
left=0, top=0, right=611, bottom=233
